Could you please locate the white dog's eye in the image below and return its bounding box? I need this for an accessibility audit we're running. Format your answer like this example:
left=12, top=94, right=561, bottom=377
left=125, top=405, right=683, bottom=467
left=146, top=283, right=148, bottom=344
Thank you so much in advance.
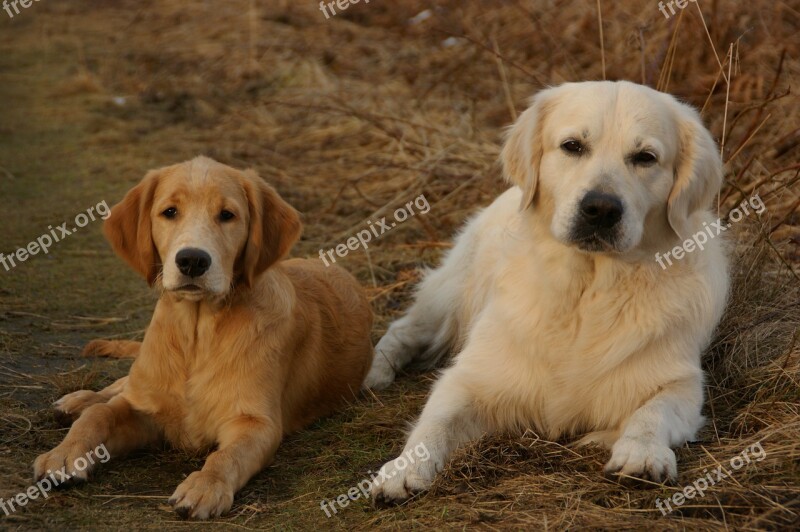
left=161, top=207, right=178, bottom=219
left=561, top=140, right=585, bottom=155
left=219, top=210, right=236, bottom=222
left=631, top=151, right=658, bottom=165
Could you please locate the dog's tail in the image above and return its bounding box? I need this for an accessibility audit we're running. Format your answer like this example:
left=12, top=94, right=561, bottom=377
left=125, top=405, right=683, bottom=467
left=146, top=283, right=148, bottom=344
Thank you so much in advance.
left=82, top=339, right=141, bottom=359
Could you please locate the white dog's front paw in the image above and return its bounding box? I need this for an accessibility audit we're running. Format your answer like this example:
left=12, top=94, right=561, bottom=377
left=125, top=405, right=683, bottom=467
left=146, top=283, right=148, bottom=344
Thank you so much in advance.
left=604, top=437, right=677, bottom=484
left=370, top=455, right=434, bottom=506
left=363, top=336, right=404, bottom=390
left=363, top=357, right=396, bottom=390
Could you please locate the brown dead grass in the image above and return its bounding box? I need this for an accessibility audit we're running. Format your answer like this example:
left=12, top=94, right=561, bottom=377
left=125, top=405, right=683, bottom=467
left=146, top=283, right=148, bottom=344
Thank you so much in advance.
left=0, top=0, right=798, bottom=529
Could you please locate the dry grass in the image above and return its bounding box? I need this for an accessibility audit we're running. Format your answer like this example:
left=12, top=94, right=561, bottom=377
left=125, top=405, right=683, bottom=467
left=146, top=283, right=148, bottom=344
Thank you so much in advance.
left=0, top=0, right=798, bottom=529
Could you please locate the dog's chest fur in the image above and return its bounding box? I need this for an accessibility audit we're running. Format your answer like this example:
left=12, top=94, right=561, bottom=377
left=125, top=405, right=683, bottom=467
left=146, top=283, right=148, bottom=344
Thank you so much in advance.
left=126, top=298, right=276, bottom=451
left=459, top=221, right=716, bottom=440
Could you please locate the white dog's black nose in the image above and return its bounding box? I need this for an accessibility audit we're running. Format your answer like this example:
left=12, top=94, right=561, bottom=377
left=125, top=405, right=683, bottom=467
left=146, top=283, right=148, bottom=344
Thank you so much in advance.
left=579, top=192, right=623, bottom=229
left=176, top=248, right=211, bottom=277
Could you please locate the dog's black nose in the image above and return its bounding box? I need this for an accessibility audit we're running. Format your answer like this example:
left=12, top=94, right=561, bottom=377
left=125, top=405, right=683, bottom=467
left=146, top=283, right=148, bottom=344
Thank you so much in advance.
left=175, top=248, right=211, bottom=278
left=579, top=192, right=623, bottom=229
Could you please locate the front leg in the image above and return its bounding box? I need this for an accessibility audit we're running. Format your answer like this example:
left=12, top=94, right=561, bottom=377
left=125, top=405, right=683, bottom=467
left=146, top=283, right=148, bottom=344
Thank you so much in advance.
left=371, top=368, right=487, bottom=505
left=365, top=240, right=470, bottom=390
left=168, top=415, right=282, bottom=520
left=54, top=376, right=129, bottom=421
left=604, top=377, right=704, bottom=483
left=34, top=394, right=159, bottom=482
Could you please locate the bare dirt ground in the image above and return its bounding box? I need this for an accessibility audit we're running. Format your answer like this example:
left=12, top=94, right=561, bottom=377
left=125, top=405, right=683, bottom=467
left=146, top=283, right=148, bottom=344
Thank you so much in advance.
left=0, top=0, right=798, bottom=530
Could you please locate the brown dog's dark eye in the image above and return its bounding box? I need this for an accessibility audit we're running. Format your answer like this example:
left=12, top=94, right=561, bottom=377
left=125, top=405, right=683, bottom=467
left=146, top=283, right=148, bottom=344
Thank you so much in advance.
left=162, top=207, right=177, bottom=219
left=631, top=151, right=657, bottom=165
left=561, top=140, right=584, bottom=155
left=219, top=210, right=235, bottom=222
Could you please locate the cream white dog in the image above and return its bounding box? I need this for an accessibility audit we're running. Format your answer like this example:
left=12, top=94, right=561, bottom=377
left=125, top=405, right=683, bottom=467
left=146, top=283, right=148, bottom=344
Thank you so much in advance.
left=367, top=81, right=730, bottom=503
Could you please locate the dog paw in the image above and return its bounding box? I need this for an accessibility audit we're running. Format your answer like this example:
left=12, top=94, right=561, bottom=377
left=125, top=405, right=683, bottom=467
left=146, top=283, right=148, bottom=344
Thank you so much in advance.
left=364, top=337, right=403, bottom=390
left=82, top=339, right=118, bottom=357
left=54, top=390, right=106, bottom=421
left=33, top=442, right=97, bottom=484
left=363, top=359, right=396, bottom=390
left=604, top=437, right=677, bottom=484
left=370, top=455, right=434, bottom=506
left=169, top=471, right=233, bottom=520
left=82, top=339, right=139, bottom=359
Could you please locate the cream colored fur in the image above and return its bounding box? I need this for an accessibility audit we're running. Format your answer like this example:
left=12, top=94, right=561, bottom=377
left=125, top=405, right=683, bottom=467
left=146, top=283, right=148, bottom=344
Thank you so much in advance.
left=368, top=81, right=729, bottom=503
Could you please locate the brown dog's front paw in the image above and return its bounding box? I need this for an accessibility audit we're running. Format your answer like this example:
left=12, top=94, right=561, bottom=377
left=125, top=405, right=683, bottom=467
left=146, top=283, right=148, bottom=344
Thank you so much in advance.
left=168, top=471, right=234, bottom=520
left=53, top=390, right=106, bottom=423
left=33, top=443, right=97, bottom=485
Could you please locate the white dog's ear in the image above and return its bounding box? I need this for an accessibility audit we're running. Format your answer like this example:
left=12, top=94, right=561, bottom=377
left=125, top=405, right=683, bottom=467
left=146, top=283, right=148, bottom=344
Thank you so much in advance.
left=668, top=104, right=723, bottom=238
left=501, top=90, right=554, bottom=210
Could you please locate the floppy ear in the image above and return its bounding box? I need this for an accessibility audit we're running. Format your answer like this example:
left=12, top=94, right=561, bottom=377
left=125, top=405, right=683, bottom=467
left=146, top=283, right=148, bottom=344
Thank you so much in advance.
left=668, top=105, right=723, bottom=238
left=104, top=170, right=161, bottom=285
left=239, top=171, right=302, bottom=287
left=501, top=89, right=553, bottom=211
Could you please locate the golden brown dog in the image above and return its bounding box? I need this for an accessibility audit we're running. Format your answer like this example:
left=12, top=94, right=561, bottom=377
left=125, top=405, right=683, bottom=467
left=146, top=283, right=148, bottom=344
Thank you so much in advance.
left=34, top=156, right=373, bottom=519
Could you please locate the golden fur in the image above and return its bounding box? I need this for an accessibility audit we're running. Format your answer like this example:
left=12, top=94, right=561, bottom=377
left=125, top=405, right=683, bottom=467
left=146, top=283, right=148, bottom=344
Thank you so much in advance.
left=34, top=157, right=373, bottom=519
